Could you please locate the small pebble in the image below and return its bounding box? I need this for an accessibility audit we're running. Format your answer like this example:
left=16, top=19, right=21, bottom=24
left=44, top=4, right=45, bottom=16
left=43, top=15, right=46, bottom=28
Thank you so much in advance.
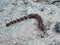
left=41, top=8, right=44, bottom=11
left=55, top=22, right=60, bottom=33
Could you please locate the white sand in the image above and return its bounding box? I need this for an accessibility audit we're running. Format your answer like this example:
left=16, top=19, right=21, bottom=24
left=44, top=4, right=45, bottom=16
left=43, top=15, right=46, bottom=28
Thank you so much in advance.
left=0, top=0, right=60, bottom=45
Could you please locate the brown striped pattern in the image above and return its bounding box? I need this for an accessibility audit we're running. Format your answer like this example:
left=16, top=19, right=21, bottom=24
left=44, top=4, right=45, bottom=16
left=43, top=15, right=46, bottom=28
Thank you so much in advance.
left=6, top=14, right=44, bottom=32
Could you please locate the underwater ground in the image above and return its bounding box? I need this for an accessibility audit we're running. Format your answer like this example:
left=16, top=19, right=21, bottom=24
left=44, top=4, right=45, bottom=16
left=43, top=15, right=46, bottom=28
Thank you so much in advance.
left=0, top=0, right=60, bottom=45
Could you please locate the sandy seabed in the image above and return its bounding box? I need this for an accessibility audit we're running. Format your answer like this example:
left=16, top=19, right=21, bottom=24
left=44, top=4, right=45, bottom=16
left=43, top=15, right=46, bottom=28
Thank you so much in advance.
left=0, top=0, right=60, bottom=45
